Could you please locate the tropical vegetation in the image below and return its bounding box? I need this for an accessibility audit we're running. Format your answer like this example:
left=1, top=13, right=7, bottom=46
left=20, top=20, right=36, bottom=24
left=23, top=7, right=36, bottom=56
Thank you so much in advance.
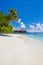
left=0, top=8, right=18, bottom=33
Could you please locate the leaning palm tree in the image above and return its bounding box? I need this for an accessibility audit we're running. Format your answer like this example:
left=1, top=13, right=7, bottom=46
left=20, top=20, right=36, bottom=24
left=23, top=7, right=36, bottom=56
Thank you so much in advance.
left=8, top=8, right=18, bottom=21
left=0, top=8, right=18, bottom=33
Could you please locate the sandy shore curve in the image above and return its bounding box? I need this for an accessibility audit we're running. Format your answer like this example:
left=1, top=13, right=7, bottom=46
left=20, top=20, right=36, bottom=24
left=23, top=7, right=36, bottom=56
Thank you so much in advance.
left=0, top=34, right=43, bottom=65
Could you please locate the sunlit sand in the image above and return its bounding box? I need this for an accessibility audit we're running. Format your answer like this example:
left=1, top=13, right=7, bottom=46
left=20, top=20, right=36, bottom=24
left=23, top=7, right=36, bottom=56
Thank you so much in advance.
left=0, top=34, right=43, bottom=65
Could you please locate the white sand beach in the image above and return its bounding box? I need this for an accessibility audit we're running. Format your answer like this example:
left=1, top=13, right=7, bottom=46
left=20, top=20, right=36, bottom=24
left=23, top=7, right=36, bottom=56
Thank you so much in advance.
left=0, top=34, right=43, bottom=65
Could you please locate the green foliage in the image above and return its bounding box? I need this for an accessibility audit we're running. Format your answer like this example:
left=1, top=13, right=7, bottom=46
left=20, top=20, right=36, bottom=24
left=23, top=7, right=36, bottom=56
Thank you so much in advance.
left=0, top=25, right=12, bottom=33
left=0, top=8, right=18, bottom=33
left=8, top=8, right=18, bottom=21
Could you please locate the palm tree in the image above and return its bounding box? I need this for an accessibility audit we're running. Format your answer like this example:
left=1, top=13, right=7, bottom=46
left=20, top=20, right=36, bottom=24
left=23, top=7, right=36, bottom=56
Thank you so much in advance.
left=8, top=8, right=18, bottom=21
left=0, top=8, right=18, bottom=33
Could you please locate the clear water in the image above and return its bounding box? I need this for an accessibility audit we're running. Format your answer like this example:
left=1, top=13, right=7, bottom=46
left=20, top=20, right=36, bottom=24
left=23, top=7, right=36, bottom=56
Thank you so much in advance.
left=25, top=33, right=43, bottom=43
left=14, top=32, right=43, bottom=43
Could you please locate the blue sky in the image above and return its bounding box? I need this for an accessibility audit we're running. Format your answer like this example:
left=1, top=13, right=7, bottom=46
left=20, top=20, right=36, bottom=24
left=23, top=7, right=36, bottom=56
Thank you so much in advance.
left=0, top=0, right=43, bottom=32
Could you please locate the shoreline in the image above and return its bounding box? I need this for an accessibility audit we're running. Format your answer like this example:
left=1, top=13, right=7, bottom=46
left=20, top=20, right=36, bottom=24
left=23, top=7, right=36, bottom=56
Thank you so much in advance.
left=0, top=34, right=43, bottom=65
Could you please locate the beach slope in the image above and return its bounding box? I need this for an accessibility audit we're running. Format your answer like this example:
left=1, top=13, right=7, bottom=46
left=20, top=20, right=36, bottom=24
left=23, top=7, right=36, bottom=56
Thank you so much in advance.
left=0, top=34, right=43, bottom=65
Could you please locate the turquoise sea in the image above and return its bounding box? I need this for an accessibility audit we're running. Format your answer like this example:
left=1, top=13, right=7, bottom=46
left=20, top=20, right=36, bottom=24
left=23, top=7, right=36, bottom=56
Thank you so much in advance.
left=25, top=33, right=43, bottom=43
left=14, top=32, right=43, bottom=43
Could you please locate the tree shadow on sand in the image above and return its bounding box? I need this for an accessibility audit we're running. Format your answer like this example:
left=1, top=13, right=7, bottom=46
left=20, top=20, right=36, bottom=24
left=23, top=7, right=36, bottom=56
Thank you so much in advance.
left=0, top=33, right=11, bottom=37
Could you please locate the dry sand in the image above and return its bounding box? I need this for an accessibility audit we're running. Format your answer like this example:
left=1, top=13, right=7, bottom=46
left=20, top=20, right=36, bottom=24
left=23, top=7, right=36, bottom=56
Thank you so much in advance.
left=0, top=34, right=43, bottom=65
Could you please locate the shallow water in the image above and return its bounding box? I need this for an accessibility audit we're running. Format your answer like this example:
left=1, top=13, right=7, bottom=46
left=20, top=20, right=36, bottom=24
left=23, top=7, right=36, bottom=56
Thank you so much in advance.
left=24, top=33, right=43, bottom=43
left=14, top=33, right=43, bottom=43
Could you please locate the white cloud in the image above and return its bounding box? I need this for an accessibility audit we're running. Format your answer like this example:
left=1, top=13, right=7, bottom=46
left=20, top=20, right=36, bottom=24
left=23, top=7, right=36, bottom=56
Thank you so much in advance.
left=17, top=19, right=21, bottom=23
left=29, top=23, right=43, bottom=32
left=17, top=18, right=26, bottom=29
left=36, top=23, right=43, bottom=31
left=42, top=24, right=43, bottom=27
left=36, top=23, right=41, bottom=29
left=20, top=22, right=26, bottom=28
left=30, top=25, right=35, bottom=29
